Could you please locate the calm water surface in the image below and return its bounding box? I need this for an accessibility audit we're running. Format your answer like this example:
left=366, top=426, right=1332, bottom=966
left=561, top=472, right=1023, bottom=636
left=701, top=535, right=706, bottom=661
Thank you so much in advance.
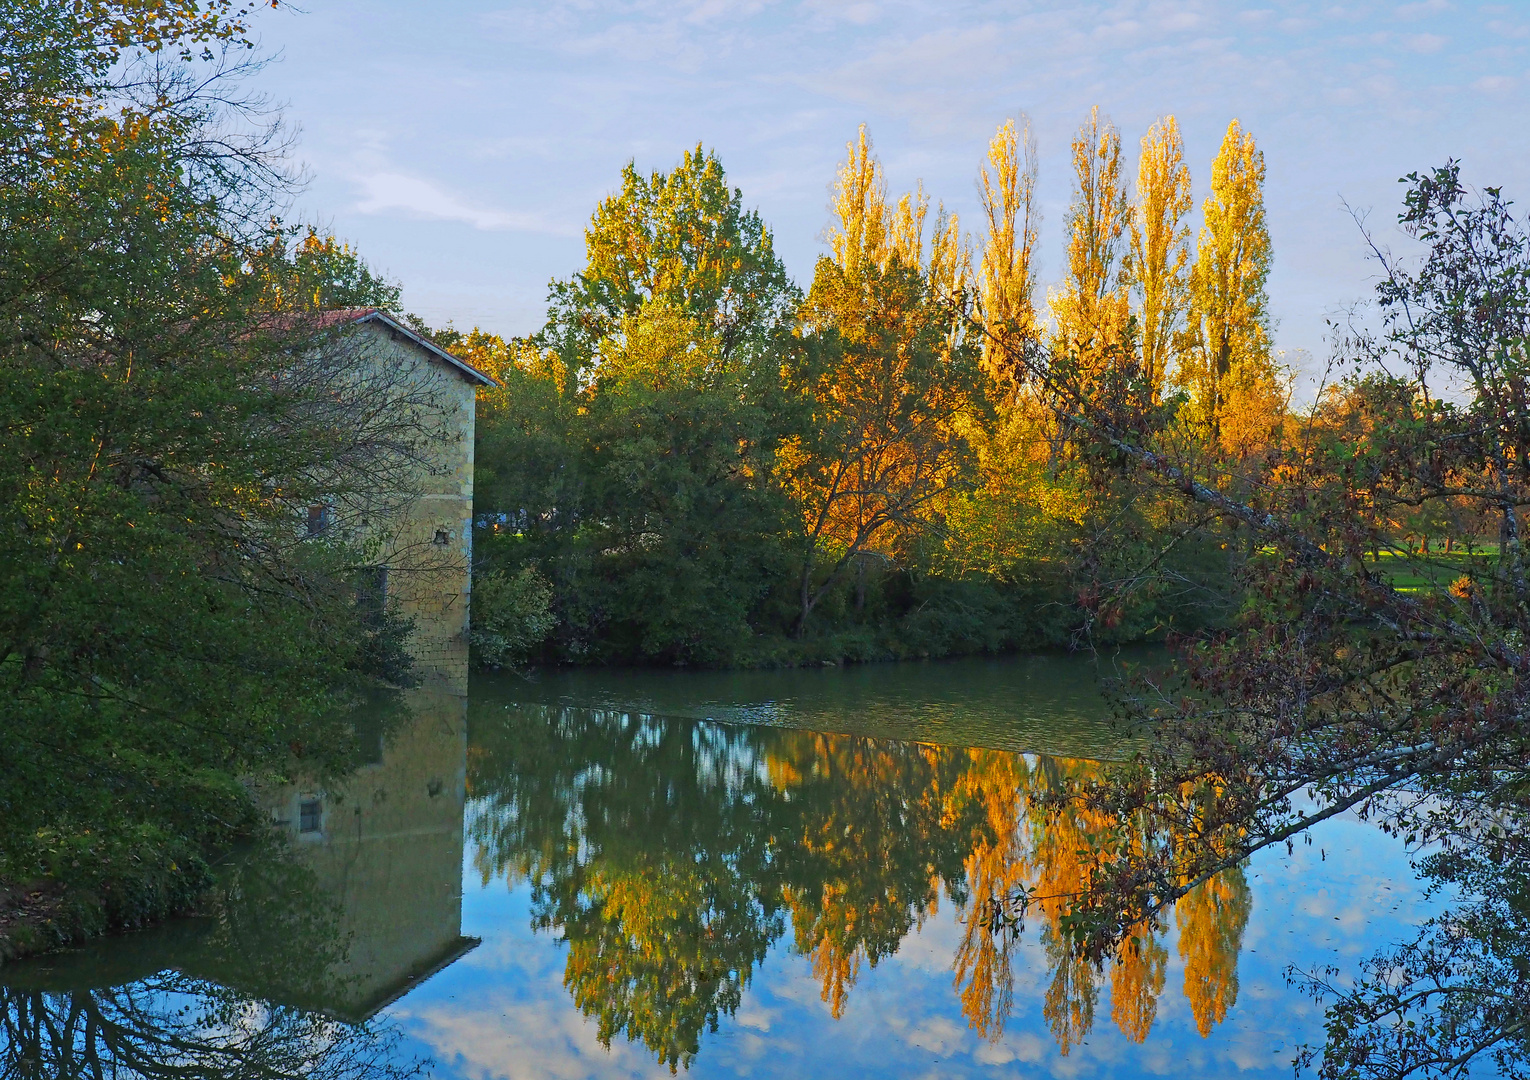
left=1, top=654, right=1440, bottom=1078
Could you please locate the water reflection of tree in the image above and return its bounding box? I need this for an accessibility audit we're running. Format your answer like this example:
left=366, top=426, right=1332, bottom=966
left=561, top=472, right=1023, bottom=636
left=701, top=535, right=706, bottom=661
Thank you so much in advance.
left=468, top=707, right=1251, bottom=1069
left=766, top=733, right=985, bottom=1018
left=0, top=978, right=422, bottom=1080
left=0, top=849, right=424, bottom=1080
left=942, top=750, right=1249, bottom=1053
left=469, top=707, right=784, bottom=1071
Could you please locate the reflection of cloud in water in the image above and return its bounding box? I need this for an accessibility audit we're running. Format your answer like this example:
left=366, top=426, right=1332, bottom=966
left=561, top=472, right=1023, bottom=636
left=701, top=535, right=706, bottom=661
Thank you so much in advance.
left=384, top=699, right=1447, bottom=1079
left=400, top=997, right=674, bottom=1080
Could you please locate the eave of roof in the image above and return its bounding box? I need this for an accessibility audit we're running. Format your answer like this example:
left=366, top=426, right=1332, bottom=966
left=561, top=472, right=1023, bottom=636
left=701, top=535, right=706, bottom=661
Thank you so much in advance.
left=325, top=308, right=498, bottom=387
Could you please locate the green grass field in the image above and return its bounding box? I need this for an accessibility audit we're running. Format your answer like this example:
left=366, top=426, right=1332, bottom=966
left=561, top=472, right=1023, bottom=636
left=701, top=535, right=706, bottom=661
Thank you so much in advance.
left=1368, top=546, right=1496, bottom=594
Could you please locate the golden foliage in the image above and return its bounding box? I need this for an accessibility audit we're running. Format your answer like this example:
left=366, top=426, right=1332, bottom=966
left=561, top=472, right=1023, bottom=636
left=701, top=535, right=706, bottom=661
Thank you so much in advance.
left=1175, top=868, right=1252, bottom=1036
left=828, top=125, right=891, bottom=275
left=1051, top=107, right=1132, bottom=382
left=942, top=751, right=1245, bottom=1051
left=1129, top=116, right=1193, bottom=401
left=1110, top=929, right=1168, bottom=1043
left=978, top=117, right=1040, bottom=392
left=1183, top=119, right=1279, bottom=452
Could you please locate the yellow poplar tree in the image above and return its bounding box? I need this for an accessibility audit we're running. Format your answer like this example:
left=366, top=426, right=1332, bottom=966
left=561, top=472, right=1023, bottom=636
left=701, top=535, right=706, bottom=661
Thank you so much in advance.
left=829, top=124, right=890, bottom=273
left=787, top=125, right=984, bottom=632
left=1184, top=119, right=1280, bottom=452
left=1128, top=116, right=1193, bottom=402
left=978, top=116, right=1040, bottom=391
left=1051, top=107, right=1131, bottom=385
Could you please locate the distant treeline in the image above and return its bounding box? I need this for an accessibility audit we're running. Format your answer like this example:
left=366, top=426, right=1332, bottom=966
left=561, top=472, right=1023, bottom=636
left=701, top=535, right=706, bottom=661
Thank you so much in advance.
left=448, top=115, right=1291, bottom=668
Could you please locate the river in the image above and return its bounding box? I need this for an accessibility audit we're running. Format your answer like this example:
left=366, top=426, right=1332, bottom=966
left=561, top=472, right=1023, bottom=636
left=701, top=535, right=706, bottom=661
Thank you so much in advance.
left=0, top=652, right=1441, bottom=1078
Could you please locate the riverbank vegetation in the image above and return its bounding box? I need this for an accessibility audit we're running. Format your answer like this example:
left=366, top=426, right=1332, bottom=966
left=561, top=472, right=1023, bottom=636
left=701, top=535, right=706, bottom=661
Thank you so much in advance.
left=0, top=2, right=426, bottom=957
left=447, top=112, right=1530, bottom=1078
left=460, top=113, right=1291, bottom=669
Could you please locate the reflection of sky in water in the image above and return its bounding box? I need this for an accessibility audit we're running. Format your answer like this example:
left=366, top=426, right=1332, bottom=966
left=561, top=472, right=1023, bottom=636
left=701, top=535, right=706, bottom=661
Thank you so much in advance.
left=1, top=657, right=1445, bottom=1079
left=386, top=809, right=1438, bottom=1079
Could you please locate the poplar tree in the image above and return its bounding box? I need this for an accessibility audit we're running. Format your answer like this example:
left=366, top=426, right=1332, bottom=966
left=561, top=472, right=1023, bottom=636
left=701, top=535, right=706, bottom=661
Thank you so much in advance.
left=1128, top=116, right=1193, bottom=402
left=978, top=116, right=1040, bottom=392
left=1185, top=119, right=1277, bottom=449
left=1051, top=108, right=1131, bottom=385
left=828, top=125, right=891, bottom=274
left=787, top=126, right=985, bottom=633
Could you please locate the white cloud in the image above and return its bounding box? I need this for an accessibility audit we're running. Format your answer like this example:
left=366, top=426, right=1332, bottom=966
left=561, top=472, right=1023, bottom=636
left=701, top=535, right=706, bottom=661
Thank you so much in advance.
left=397, top=994, right=674, bottom=1080
left=1472, top=74, right=1518, bottom=94
left=353, top=171, right=574, bottom=235
left=1403, top=32, right=1447, bottom=53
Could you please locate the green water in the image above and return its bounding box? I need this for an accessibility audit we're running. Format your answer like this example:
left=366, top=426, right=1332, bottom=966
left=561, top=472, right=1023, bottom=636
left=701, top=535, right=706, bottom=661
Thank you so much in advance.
left=0, top=652, right=1437, bottom=1078
left=484, top=649, right=1148, bottom=758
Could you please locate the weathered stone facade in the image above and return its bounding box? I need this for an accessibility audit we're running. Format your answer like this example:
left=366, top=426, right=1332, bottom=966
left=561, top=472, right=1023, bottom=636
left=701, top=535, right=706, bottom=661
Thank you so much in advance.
left=337, top=311, right=491, bottom=689
left=260, top=310, right=492, bottom=1016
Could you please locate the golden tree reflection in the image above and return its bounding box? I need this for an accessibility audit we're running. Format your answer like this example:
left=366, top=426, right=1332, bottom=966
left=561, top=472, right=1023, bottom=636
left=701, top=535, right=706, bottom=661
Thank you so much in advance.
left=1110, top=929, right=1168, bottom=1043
left=1176, top=867, right=1251, bottom=1036
left=766, top=732, right=968, bottom=1018
left=950, top=748, right=1029, bottom=1040
left=467, top=707, right=1253, bottom=1069
left=943, top=751, right=1248, bottom=1053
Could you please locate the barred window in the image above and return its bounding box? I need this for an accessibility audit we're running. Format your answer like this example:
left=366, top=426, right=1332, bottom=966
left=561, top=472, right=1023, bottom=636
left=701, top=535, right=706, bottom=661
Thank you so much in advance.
left=298, top=796, right=322, bottom=833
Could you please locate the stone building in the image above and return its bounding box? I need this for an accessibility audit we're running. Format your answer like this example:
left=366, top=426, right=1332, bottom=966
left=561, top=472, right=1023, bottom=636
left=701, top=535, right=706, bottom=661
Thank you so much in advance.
left=309, top=308, right=495, bottom=689
left=264, top=308, right=494, bottom=1017
left=0, top=309, right=498, bottom=1025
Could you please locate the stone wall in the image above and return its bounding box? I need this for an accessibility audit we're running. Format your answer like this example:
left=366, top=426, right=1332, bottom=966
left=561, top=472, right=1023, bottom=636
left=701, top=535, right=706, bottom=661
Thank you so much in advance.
left=348, top=319, right=478, bottom=691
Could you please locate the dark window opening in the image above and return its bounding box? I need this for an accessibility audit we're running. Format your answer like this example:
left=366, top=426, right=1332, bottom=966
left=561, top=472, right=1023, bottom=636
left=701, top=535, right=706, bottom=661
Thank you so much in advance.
left=307, top=504, right=331, bottom=536
left=353, top=711, right=385, bottom=766
left=433, top=528, right=450, bottom=546
left=298, top=796, right=322, bottom=833
left=355, top=566, right=388, bottom=628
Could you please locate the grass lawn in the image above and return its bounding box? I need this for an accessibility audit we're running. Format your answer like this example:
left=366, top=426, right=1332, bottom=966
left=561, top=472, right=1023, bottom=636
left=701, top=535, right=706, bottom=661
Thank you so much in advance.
left=1368, top=546, right=1497, bottom=594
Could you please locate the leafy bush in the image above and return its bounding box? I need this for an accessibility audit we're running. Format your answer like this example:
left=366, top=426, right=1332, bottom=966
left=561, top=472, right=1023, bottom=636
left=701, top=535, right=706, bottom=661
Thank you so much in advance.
left=471, top=565, right=556, bottom=669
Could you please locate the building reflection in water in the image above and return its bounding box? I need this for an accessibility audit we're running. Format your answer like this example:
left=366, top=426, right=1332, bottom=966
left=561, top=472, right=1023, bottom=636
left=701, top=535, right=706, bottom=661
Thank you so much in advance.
left=0, top=667, right=473, bottom=1078
left=467, top=703, right=1252, bottom=1070
left=261, top=676, right=476, bottom=1022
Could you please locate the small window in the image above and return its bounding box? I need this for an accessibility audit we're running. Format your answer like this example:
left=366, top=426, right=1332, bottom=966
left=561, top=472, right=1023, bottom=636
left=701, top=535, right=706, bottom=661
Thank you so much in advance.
left=298, top=796, right=322, bottom=833
left=433, top=527, right=450, bottom=546
left=307, top=504, right=331, bottom=536
left=353, top=711, right=385, bottom=766
left=355, top=566, right=388, bottom=627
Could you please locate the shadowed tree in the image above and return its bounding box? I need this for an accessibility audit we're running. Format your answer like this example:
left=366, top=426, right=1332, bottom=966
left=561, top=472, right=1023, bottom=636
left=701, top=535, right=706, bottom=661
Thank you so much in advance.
left=785, top=125, right=987, bottom=634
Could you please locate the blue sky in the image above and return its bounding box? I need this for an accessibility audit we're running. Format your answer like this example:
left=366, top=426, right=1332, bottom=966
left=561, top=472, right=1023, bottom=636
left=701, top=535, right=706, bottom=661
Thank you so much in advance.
left=254, top=1, right=1529, bottom=384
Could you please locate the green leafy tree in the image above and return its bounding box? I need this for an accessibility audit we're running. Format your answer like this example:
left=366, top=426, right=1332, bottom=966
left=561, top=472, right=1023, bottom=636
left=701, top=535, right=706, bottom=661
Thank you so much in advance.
left=577, top=303, right=791, bottom=663
left=542, top=144, right=799, bottom=375
left=470, top=565, right=555, bottom=669
left=475, top=149, right=801, bottom=665
left=250, top=224, right=404, bottom=313
left=0, top=1, right=428, bottom=936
